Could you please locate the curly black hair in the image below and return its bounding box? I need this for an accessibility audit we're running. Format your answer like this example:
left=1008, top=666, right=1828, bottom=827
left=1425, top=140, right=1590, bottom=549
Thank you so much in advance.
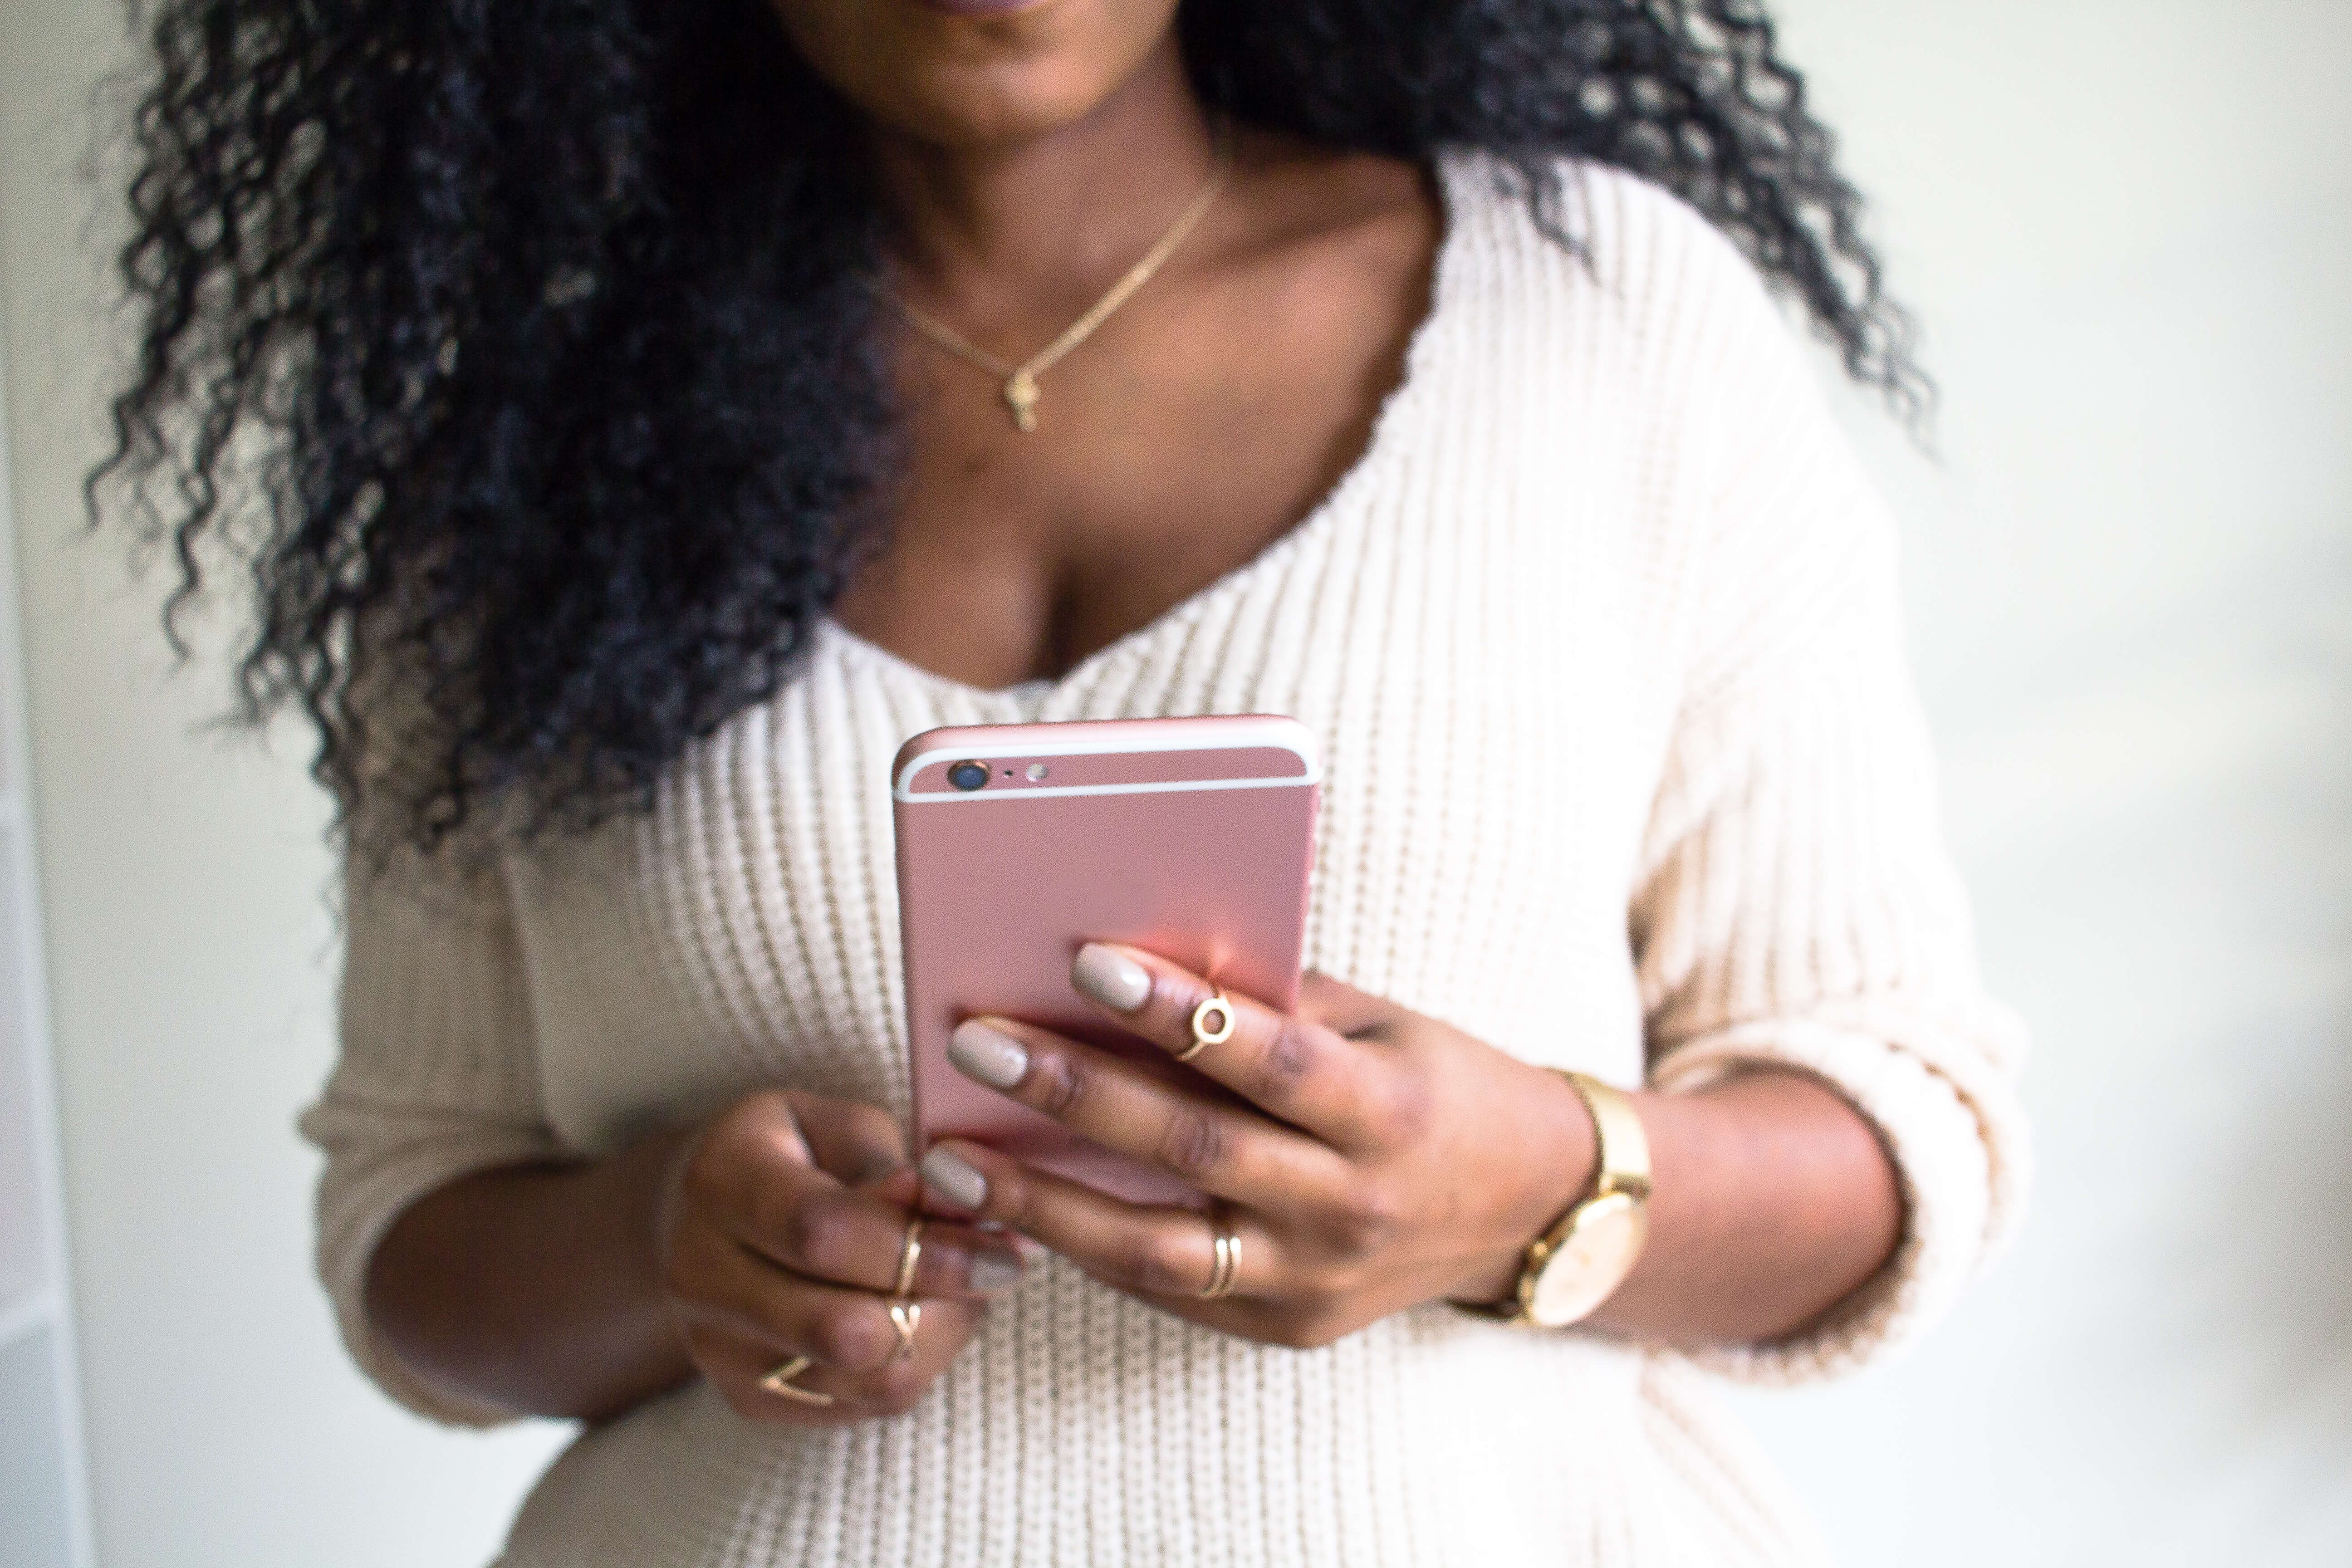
left=96, top=0, right=1924, bottom=854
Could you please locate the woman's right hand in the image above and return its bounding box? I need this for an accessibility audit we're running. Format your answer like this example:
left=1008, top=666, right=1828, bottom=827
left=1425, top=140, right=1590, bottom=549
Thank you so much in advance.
left=657, top=1088, right=1025, bottom=1424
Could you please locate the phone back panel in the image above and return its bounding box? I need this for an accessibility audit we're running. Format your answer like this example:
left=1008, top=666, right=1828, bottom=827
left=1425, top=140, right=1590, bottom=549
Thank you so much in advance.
left=893, top=716, right=1319, bottom=1208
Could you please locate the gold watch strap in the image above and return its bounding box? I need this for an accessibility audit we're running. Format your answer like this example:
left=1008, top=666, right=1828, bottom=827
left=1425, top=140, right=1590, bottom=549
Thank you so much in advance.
left=1452, top=1069, right=1653, bottom=1325
left=1558, top=1071, right=1651, bottom=1203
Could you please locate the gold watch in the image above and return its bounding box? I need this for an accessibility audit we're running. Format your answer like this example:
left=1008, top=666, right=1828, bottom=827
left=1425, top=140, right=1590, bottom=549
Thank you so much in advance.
left=1475, top=1070, right=1653, bottom=1329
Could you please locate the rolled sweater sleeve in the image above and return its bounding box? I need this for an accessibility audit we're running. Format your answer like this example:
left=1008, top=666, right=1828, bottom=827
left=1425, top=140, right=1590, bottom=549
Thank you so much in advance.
left=1629, top=239, right=2030, bottom=1384
left=298, top=840, right=563, bottom=1426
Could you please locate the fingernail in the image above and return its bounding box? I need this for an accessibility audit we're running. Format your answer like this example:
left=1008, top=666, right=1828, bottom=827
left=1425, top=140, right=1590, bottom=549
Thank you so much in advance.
left=920, top=1145, right=989, bottom=1209
left=968, top=1250, right=1024, bottom=1293
left=1072, top=944, right=1152, bottom=1012
left=947, top=1020, right=1029, bottom=1089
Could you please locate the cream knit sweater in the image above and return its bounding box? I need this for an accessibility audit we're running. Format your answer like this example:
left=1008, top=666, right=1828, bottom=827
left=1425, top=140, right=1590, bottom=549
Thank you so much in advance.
left=303, top=152, right=2029, bottom=1568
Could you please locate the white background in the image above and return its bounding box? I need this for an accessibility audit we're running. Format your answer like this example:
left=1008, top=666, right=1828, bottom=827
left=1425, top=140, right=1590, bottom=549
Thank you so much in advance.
left=2, top=0, right=2347, bottom=1563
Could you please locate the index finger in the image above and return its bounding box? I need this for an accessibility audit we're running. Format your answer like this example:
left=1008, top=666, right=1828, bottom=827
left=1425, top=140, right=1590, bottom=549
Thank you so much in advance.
left=1068, top=943, right=1380, bottom=1149
left=784, top=1090, right=911, bottom=1187
left=720, top=1161, right=1027, bottom=1302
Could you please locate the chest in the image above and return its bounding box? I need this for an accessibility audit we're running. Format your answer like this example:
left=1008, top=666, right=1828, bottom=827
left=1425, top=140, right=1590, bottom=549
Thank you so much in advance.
left=501, top=424, right=1681, bottom=1156
left=834, top=198, right=1435, bottom=693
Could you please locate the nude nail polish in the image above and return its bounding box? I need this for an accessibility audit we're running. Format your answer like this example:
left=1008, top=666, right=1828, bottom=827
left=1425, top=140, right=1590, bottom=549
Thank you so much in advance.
left=1072, top=944, right=1152, bottom=1012
left=968, top=1250, right=1024, bottom=1293
left=920, top=1145, right=989, bottom=1210
left=947, top=1019, right=1028, bottom=1088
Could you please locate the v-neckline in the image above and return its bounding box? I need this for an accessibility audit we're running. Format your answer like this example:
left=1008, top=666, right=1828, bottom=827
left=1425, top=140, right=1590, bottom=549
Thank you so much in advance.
left=820, top=149, right=1475, bottom=714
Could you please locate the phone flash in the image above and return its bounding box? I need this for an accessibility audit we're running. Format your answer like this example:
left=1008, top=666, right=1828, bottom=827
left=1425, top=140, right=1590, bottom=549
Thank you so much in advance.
left=1025, top=764, right=1049, bottom=781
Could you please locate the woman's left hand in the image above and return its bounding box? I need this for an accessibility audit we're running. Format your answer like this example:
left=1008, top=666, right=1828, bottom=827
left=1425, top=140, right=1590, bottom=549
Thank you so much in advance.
left=916, top=943, right=1599, bottom=1348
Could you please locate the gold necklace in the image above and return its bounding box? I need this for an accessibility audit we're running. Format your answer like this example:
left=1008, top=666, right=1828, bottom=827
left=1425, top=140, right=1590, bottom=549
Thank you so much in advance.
left=877, top=125, right=1235, bottom=434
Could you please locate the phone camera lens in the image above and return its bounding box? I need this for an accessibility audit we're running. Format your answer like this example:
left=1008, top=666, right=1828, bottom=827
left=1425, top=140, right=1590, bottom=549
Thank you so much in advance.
left=947, top=760, right=990, bottom=792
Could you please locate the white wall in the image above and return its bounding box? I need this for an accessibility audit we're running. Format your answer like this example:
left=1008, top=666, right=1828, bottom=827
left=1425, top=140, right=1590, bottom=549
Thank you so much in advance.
left=0, top=5, right=568, bottom=1566
left=1730, top=5, right=2352, bottom=1561
left=0, top=1, right=2345, bottom=1564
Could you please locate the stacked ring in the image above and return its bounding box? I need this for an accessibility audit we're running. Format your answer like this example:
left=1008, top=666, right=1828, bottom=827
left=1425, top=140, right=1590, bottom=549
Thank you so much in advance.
left=1197, top=1210, right=1242, bottom=1300
left=760, top=1212, right=928, bottom=1401
left=886, top=1216, right=925, bottom=1364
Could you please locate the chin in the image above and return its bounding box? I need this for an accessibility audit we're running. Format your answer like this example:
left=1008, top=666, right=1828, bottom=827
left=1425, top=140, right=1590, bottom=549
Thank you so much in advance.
left=904, top=0, right=1063, bottom=19
left=891, top=65, right=1124, bottom=149
left=773, top=0, right=1178, bottom=149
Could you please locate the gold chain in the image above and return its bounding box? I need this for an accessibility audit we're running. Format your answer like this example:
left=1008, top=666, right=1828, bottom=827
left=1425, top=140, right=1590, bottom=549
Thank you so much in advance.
left=876, top=123, right=1236, bottom=433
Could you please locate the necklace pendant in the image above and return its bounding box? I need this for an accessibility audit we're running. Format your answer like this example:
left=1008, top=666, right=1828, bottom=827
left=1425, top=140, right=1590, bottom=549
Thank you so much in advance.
left=1003, top=369, right=1040, bottom=433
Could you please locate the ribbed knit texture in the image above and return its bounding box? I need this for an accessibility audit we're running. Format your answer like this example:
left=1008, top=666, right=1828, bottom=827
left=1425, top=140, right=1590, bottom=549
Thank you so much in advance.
left=301, top=153, right=2029, bottom=1568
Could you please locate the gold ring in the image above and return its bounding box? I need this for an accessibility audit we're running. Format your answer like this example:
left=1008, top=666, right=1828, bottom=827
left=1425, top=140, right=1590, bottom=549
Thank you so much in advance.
left=757, top=1355, right=835, bottom=1406
left=892, top=1216, right=925, bottom=1298
left=1196, top=1210, right=1242, bottom=1300
left=882, top=1215, right=925, bottom=1363
left=887, top=1298, right=923, bottom=1364
left=1175, top=990, right=1236, bottom=1064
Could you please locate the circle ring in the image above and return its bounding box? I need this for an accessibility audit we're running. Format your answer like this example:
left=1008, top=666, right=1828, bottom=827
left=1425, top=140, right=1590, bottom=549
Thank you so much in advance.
left=1175, top=991, right=1236, bottom=1064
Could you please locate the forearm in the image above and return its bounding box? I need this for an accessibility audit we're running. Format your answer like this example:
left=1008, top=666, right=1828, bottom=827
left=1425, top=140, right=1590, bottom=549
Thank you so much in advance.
left=1587, top=1069, right=1903, bottom=1347
left=365, top=1127, right=696, bottom=1422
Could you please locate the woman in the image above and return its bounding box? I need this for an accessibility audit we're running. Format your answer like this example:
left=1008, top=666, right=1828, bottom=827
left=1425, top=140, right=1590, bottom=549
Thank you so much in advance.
left=104, top=0, right=2027, bottom=1562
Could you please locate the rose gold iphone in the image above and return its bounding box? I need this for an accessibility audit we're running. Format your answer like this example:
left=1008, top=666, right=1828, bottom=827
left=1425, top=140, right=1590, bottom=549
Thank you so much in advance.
left=893, top=715, right=1320, bottom=1209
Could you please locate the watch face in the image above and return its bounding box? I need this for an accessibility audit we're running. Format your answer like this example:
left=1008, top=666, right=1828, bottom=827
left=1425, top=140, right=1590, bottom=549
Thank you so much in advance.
left=1526, top=1192, right=1648, bottom=1328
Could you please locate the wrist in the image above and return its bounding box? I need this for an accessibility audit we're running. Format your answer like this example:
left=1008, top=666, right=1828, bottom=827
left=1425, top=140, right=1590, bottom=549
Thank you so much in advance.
left=1452, top=1070, right=1654, bottom=1328
left=1446, top=1064, right=1601, bottom=1306
left=621, top=1122, right=705, bottom=1319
